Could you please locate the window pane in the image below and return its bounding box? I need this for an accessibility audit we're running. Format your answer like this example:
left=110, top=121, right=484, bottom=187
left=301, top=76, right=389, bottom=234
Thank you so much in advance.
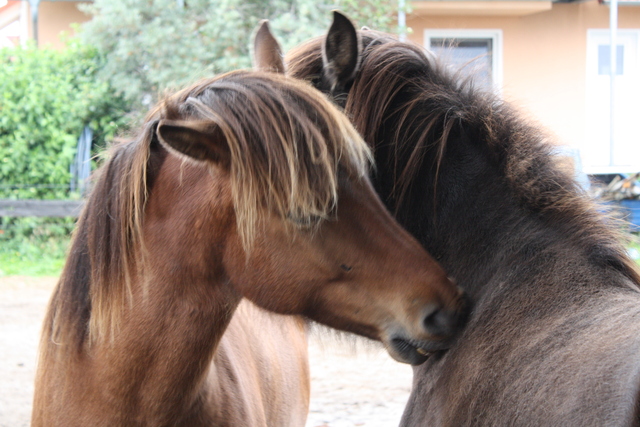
left=430, top=38, right=493, bottom=88
left=598, top=44, right=624, bottom=75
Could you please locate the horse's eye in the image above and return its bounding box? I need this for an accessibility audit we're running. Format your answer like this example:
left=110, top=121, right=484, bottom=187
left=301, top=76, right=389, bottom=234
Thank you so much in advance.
left=288, top=214, right=323, bottom=228
left=340, top=264, right=352, bottom=272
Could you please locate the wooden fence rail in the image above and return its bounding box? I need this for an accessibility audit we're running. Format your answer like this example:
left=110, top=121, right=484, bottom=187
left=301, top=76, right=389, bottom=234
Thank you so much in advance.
left=0, top=200, right=84, bottom=218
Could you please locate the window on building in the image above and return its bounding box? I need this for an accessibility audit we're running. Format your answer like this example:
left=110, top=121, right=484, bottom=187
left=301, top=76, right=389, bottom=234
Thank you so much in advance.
left=597, top=44, right=624, bottom=75
left=425, top=30, right=503, bottom=91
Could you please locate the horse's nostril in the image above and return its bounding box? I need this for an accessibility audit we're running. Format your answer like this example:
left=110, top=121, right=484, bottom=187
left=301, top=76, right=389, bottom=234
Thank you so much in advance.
left=422, top=307, right=457, bottom=337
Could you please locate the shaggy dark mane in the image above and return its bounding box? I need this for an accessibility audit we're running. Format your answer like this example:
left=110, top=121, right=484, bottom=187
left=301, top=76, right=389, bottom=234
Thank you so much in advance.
left=288, top=32, right=640, bottom=287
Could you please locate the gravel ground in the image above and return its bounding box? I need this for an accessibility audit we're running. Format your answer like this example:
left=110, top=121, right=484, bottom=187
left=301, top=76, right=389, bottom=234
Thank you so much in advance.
left=0, top=276, right=412, bottom=427
left=305, top=335, right=413, bottom=427
left=0, top=277, right=53, bottom=427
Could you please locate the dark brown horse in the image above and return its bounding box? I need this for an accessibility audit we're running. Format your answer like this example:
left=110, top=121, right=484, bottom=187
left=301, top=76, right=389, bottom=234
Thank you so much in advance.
left=286, top=12, right=640, bottom=426
left=32, top=62, right=467, bottom=425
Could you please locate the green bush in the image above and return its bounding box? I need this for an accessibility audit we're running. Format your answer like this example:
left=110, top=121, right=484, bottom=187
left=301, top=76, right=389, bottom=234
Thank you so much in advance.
left=0, top=40, right=128, bottom=275
left=0, top=39, right=128, bottom=200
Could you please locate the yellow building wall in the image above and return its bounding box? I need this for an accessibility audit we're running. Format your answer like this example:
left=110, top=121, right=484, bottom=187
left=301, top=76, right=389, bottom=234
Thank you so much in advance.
left=407, top=0, right=640, bottom=150
left=26, top=1, right=90, bottom=48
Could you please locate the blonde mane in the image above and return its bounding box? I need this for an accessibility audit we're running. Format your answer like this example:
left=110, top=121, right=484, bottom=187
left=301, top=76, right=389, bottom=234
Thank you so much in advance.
left=161, top=71, right=372, bottom=247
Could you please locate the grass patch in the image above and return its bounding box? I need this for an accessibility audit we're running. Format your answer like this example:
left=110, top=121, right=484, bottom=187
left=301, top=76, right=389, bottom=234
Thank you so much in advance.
left=0, top=251, right=65, bottom=276
left=0, top=218, right=72, bottom=277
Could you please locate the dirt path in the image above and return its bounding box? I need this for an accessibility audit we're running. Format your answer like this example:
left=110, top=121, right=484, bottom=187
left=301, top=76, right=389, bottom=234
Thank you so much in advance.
left=0, top=277, right=54, bottom=427
left=0, top=276, right=412, bottom=427
left=305, top=336, right=413, bottom=427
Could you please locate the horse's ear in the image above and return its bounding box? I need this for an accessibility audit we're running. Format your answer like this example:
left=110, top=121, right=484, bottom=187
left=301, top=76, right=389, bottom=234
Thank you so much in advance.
left=253, top=20, right=284, bottom=73
left=157, top=119, right=230, bottom=166
left=322, top=11, right=361, bottom=91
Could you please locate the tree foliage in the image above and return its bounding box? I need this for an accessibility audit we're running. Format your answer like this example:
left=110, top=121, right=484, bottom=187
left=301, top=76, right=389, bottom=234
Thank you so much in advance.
left=79, top=0, right=398, bottom=113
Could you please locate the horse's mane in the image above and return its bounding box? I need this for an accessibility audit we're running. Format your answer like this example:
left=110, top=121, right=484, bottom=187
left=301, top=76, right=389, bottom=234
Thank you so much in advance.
left=44, top=70, right=371, bottom=348
left=160, top=71, right=371, bottom=245
left=287, top=32, right=640, bottom=287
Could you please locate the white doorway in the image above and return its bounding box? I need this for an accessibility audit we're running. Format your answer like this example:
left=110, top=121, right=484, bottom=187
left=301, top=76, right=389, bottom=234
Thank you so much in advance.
left=584, top=29, right=640, bottom=174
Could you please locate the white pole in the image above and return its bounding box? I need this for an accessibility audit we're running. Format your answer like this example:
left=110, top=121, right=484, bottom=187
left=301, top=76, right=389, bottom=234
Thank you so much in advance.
left=20, top=1, right=29, bottom=46
left=609, top=0, right=618, bottom=166
left=28, top=0, right=40, bottom=46
left=398, top=0, right=406, bottom=41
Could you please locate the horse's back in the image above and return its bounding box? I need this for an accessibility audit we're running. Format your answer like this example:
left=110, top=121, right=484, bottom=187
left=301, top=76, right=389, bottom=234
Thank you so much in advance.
left=198, top=300, right=310, bottom=427
left=404, top=284, right=640, bottom=427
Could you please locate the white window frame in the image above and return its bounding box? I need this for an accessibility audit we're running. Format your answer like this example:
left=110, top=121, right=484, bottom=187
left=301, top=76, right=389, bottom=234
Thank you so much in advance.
left=582, top=29, right=640, bottom=174
left=424, top=29, right=504, bottom=92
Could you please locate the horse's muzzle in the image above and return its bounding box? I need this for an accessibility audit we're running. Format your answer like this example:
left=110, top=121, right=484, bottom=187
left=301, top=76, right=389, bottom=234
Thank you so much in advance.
left=388, top=292, right=471, bottom=365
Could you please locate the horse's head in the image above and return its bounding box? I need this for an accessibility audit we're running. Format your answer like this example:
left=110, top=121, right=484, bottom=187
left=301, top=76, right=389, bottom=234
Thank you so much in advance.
left=283, top=13, right=513, bottom=292
left=155, top=64, right=467, bottom=364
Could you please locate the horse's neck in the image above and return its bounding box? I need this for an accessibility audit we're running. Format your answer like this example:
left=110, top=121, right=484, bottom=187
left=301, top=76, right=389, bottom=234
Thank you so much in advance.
left=433, top=187, right=535, bottom=298
left=417, top=176, right=630, bottom=300
left=371, top=141, right=519, bottom=297
left=375, top=146, right=592, bottom=299
left=36, top=257, right=241, bottom=426
left=106, top=155, right=242, bottom=423
left=438, top=212, right=551, bottom=294
left=36, top=156, right=243, bottom=426
left=103, top=278, right=241, bottom=421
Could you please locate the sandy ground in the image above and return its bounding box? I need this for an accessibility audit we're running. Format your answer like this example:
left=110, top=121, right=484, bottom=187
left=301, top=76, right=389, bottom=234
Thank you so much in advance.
left=0, top=276, right=413, bottom=427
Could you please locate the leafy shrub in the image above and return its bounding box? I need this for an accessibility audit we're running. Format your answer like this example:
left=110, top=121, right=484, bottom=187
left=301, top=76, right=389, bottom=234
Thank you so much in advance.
left=0, top=39, right=128, bottom=200
left=0, top=40, right=128, bottom=275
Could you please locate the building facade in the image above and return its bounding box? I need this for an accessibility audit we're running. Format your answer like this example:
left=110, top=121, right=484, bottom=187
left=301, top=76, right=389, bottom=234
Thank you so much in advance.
left=407, top=0, right=640, bottom=174
left=0, top=0, right=90, bottom=49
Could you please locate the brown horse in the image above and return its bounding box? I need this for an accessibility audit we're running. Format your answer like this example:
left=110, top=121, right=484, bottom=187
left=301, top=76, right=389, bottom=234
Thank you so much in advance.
left=32, top=63, right=467, bottom=425
left=286, top=12, right=640, bottom=426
